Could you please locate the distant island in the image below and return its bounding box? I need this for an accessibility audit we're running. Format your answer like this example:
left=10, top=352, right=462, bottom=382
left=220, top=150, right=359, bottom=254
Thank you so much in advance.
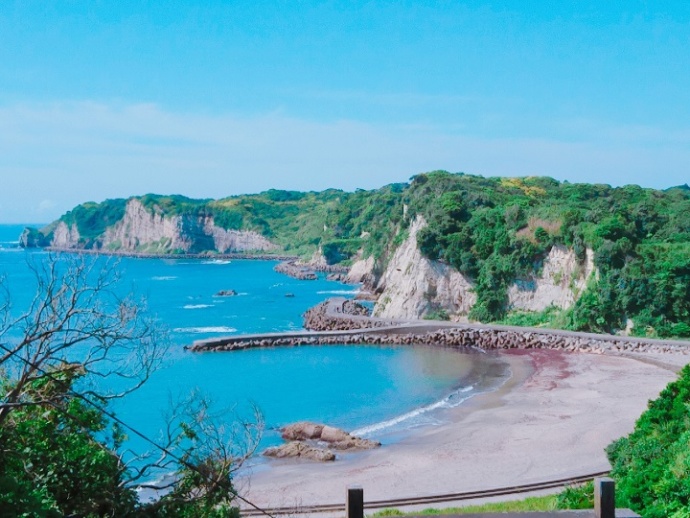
left=21, top=171, right=690, bottom=339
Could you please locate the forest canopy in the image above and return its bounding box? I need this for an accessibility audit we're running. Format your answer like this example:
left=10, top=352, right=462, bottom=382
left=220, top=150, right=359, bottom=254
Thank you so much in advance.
left=28, top=172, right=690, bottom=338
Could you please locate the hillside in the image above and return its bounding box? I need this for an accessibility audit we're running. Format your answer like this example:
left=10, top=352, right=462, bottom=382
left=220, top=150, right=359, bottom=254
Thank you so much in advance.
left=22, top=171, right=690, bottom=338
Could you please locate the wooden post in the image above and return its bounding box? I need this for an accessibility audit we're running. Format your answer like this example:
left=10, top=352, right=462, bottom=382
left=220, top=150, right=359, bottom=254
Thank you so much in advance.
left=347, top=486, right=364, bottom=518
left=594, top=477, right=615, bottom=518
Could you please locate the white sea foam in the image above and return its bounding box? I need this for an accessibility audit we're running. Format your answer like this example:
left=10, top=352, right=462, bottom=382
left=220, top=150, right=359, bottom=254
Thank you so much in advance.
left=0, top=247, right=23, bottom=253
left=316, top=290, right=361, bottom=295
left=182, top=304, right=215, bottom=309
left=202, top=259, right=232, bottom=265
left=152, top=276, right=177, bottom=281
left=173, top=326, right=237, bottom=334
left=352, top=385, right=475, bottom=437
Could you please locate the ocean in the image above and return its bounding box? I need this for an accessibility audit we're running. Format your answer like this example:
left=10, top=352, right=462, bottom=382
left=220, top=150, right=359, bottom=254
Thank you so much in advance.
left=0, top=224, right=509, bottom=471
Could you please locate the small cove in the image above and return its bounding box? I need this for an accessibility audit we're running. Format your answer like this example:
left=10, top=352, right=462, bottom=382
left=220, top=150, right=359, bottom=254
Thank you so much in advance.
left=0, top=225, right=511, bottom=471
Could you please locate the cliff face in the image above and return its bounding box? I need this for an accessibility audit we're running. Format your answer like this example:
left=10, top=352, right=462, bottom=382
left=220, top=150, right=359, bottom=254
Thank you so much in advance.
left=372, top=216, right=596, bottom=321
left=51, top=222, right=82, bottom=249
left=373, top=216, right=476, bottom=320
left=508, top=245, right=595, bottom=312
left=50, top=199, right=277, bottom=254
left=345, top=255, right=375, bottom=284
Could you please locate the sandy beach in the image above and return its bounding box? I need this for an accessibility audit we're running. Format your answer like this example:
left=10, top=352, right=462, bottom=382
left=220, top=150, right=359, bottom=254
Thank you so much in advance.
left=238, top=348, right=683, bottom=511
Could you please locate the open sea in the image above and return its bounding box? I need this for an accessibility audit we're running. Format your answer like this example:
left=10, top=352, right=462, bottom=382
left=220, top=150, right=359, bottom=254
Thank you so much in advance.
left=0, top=224, right=509, bottom=474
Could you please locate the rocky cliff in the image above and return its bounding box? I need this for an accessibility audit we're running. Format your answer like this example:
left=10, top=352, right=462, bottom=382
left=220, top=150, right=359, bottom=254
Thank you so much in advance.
left=371, top=216, right=596, bottom=321
left=508, top=245, right=596, bottom=312
left=42, top=199, right=277, bottom=254
left=373, top=216, right=476, bottom=320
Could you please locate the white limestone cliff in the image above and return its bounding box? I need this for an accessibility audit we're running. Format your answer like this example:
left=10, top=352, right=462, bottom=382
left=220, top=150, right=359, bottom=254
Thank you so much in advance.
left=51, top=199, right=277, bottom=254
left=508, top=245, right=596, bottom=311
left=51, top=222, right=81, bottom=249
left=373, top=216, right=476, bottom=320
left=346, top=255, right=375, bottom=284
left=202, top=218, right=276, bottom=253
left=373, top=216, right=597, bottom=321
left=103, top=199, right=193, bottom=252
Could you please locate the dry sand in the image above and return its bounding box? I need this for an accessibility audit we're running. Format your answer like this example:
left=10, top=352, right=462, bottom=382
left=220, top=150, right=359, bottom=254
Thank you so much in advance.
left=239, top=349, right=683, bottom=511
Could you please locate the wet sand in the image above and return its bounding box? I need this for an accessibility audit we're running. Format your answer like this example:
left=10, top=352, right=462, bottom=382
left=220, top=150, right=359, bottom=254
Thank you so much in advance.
left=238, top=349, right=681, bottom=512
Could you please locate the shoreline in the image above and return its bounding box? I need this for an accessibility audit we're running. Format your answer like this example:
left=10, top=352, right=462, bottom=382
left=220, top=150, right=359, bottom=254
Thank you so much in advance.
left=238, top=348, right=682, bottom=513
left=38, top=247, right=299, bottom=261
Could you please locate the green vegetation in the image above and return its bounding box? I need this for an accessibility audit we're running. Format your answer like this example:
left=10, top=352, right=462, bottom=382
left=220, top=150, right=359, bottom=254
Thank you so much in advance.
left=555, top=481, right=594, bottom=509
left=369, top=483, right=598, bottom=516
left=31, top=171, right=690, bottom=338
left=607, top=365, right=690, bottom=518
left=496, top=306, right=563, bottom=328
left=0, top=257, right=252, bottom=517
left=423, top=308, right=450, bottom=321
left=405, top=172, right=690, bottom=338
left=61, top=198, right=128, bottom=243
left=371, top=495, right=560, bottom=515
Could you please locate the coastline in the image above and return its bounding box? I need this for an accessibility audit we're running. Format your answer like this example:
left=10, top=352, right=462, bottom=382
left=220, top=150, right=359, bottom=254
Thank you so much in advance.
left=238, top=349, right=681, bottom=512
left=39, top=247, right=299, bottom=261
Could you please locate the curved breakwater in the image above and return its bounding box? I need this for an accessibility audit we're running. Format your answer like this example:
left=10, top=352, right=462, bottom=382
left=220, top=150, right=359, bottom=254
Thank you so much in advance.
left=189, top=298, right=690, bottom=356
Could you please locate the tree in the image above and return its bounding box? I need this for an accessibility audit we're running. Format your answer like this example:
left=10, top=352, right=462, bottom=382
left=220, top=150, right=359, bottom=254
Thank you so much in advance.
left=0, top=254, right=262, bottom=517
left=607, top=365, right=690, bottom=517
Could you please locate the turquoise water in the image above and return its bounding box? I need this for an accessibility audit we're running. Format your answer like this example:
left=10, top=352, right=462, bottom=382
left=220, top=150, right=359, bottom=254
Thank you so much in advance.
left=0, top=225, right=508, bottom=467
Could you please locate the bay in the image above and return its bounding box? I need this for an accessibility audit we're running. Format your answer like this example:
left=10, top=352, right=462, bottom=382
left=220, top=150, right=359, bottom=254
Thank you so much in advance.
left=0, top=224, right=509, bottom=466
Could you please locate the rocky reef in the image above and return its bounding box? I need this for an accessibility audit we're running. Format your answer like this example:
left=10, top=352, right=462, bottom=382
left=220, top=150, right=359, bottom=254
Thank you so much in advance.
left=273, top=261, right=318, bottom=280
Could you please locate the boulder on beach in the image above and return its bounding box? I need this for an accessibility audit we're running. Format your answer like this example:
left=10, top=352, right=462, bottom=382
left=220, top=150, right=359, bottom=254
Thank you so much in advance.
left=320, top=425, right=350, bottom=443
left=263, top=441, right=335, bottom=462
left=279, top=421, right=381, bottom=452
left=281, top=422, right=324, bottom=441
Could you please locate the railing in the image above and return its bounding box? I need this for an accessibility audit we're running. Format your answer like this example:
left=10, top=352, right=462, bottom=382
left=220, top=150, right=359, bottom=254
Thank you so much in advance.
left=243, top=475, right=640, bottom=517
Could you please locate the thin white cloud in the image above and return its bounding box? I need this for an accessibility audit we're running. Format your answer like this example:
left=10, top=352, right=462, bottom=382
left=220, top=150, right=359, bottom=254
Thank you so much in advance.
left=0, top=100, right=689, bottom=222
left=36, top=199, right=56, bottom=212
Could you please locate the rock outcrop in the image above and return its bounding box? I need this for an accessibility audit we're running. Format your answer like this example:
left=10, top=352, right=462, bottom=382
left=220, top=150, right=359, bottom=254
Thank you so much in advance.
left=508, top=245, right=596, bottom=311
left=374, top=216, right=476, bottom=320
left=373, top=216, right=599, bottom=320
left=280, top=422, right=380, bottom=450
left=274, top=261, right=318, bottom=280
left=303, top=298, right=395, bottom=331
left=51, top=222, right=82, bottom=249
left=214, top=290, right=237, bottom=297
left=263, top=442, right=336, bottom=462
left=345, top=255, right=375, bottom=284
left=19, top=227, right=50, bottom=248
left=263, top=421, right=380, bottom=461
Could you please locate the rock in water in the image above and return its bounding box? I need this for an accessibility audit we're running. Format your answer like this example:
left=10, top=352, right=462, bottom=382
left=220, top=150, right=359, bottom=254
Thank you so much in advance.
left=215, top=289, right=237, bottom=297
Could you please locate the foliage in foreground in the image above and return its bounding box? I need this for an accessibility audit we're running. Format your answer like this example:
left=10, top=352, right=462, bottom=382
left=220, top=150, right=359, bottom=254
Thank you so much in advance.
left=369, top=482, right=597, bottom=517
left=0, top=255, right=255, bottom=517
left=607, top=364, right=690, bottom=518
left=371, top=495, right=559, bottom=516
left=555, top=481, right=594, bottom=509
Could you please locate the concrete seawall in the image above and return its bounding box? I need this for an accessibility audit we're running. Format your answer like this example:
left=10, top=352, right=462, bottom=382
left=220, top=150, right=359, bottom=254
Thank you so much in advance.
left=189, top=298, right=690, bottom=357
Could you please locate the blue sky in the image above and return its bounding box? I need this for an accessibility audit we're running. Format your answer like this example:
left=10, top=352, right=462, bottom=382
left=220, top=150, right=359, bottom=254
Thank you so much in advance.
left=1, top=1, right=689, bottom=223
